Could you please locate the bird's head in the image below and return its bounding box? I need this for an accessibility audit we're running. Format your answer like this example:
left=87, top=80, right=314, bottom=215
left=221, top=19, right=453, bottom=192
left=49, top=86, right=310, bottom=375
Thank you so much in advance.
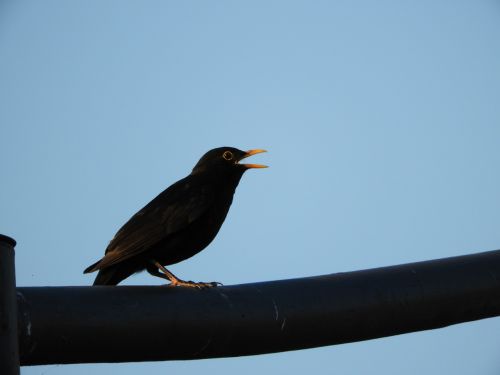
left=192, top=147, right=267, bottom=175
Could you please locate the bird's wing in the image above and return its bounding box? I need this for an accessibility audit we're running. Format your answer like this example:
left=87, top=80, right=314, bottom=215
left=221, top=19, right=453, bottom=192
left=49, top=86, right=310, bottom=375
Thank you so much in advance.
left=94, top=175, right=214, bottom=270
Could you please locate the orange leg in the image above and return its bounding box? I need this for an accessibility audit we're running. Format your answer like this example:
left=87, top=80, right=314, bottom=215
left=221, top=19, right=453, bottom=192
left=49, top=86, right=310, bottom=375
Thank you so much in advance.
left=148, top=260, right=221, bottom=289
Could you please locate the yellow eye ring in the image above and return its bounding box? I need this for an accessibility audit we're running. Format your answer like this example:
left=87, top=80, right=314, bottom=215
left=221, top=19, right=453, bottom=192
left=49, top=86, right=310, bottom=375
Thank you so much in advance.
left=222, top=151, right=233, bottom=161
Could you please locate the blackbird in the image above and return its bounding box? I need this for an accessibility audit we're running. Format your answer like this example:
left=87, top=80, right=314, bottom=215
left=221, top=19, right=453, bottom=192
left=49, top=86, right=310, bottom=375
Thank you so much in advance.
left=84, top=147, right=267, bottom=287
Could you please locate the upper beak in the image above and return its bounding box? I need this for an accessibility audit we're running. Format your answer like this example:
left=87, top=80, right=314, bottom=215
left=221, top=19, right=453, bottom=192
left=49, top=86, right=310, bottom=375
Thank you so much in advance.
left=239, top=149, right=268, bottom=169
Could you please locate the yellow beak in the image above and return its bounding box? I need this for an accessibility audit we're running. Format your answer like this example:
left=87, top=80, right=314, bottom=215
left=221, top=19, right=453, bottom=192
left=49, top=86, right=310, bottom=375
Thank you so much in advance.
left=239, top=149, right=268, bottom=169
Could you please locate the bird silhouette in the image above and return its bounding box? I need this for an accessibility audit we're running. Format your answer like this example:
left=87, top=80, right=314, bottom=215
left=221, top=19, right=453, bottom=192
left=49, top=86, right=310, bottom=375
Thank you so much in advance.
left=84, top=147, right=267, bottom=287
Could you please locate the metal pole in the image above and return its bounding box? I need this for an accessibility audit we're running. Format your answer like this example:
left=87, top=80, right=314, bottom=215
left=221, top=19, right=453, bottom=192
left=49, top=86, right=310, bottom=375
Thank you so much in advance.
left=0, top=234, right=19, bottom=375
left=18, top=249, right=500, bottom=366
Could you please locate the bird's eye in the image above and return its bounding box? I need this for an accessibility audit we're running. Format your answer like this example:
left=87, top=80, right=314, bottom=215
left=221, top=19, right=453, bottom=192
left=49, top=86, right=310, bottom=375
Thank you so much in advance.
left=222, top=151, right=233, bottom=161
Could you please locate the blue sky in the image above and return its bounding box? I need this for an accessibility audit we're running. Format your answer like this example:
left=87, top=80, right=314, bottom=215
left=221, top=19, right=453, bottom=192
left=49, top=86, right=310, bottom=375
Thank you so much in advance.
left=1, top=1, right=500, bottom=374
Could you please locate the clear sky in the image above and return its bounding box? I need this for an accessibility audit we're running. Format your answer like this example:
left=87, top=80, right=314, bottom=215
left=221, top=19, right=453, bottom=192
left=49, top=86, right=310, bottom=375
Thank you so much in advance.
left=1, top=1, right=500, bottom=374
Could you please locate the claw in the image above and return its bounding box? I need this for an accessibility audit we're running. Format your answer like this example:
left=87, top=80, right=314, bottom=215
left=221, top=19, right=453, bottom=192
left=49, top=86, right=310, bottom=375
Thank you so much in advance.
left=151, top=260, right=221, bottom=289
left=168, top=279, right=221, bottom=289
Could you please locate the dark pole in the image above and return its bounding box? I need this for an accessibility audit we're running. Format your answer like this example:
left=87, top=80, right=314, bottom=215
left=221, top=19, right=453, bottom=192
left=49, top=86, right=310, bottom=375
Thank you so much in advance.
left=0, top=234, right=19, bottom=375
left=18, top=249, right=500, bottom=366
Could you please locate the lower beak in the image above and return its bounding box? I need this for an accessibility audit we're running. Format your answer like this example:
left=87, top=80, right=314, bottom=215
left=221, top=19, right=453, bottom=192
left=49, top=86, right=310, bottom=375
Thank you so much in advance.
left=239, top=149, right=268, bottom=169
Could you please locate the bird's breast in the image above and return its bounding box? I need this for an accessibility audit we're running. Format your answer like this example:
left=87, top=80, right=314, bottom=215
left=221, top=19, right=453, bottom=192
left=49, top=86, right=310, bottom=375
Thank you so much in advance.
left=152, top=187, right=236, bottom=265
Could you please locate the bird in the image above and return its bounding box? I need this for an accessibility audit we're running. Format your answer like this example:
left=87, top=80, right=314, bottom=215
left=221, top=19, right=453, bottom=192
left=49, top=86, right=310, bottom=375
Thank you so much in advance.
left=84, top=147, right=267, bottom=287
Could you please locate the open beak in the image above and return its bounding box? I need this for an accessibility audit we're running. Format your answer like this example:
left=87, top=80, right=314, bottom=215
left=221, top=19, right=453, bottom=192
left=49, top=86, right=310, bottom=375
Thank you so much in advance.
left=239, top=149, right=268, bottom=169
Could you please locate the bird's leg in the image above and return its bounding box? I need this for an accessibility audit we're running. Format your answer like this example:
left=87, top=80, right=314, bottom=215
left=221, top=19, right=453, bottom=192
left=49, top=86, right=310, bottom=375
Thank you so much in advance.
left=146, top=264, right=170, bottom=281
left=150, top=260, right=221, bottom=289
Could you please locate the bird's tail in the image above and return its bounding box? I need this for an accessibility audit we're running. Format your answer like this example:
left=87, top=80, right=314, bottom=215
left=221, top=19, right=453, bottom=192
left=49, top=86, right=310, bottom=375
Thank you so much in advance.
left=84, top=260, right=130, bottom=286
left=91, top=268, right=120, bottom=286
left=83, top=260, right=101, bottom=274
left=84, top=259, right=116, bottom=285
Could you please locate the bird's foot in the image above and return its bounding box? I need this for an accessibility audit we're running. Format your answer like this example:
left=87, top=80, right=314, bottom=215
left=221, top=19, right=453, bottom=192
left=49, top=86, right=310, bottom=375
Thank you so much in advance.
left=169, top=279, right=222, bottom=289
